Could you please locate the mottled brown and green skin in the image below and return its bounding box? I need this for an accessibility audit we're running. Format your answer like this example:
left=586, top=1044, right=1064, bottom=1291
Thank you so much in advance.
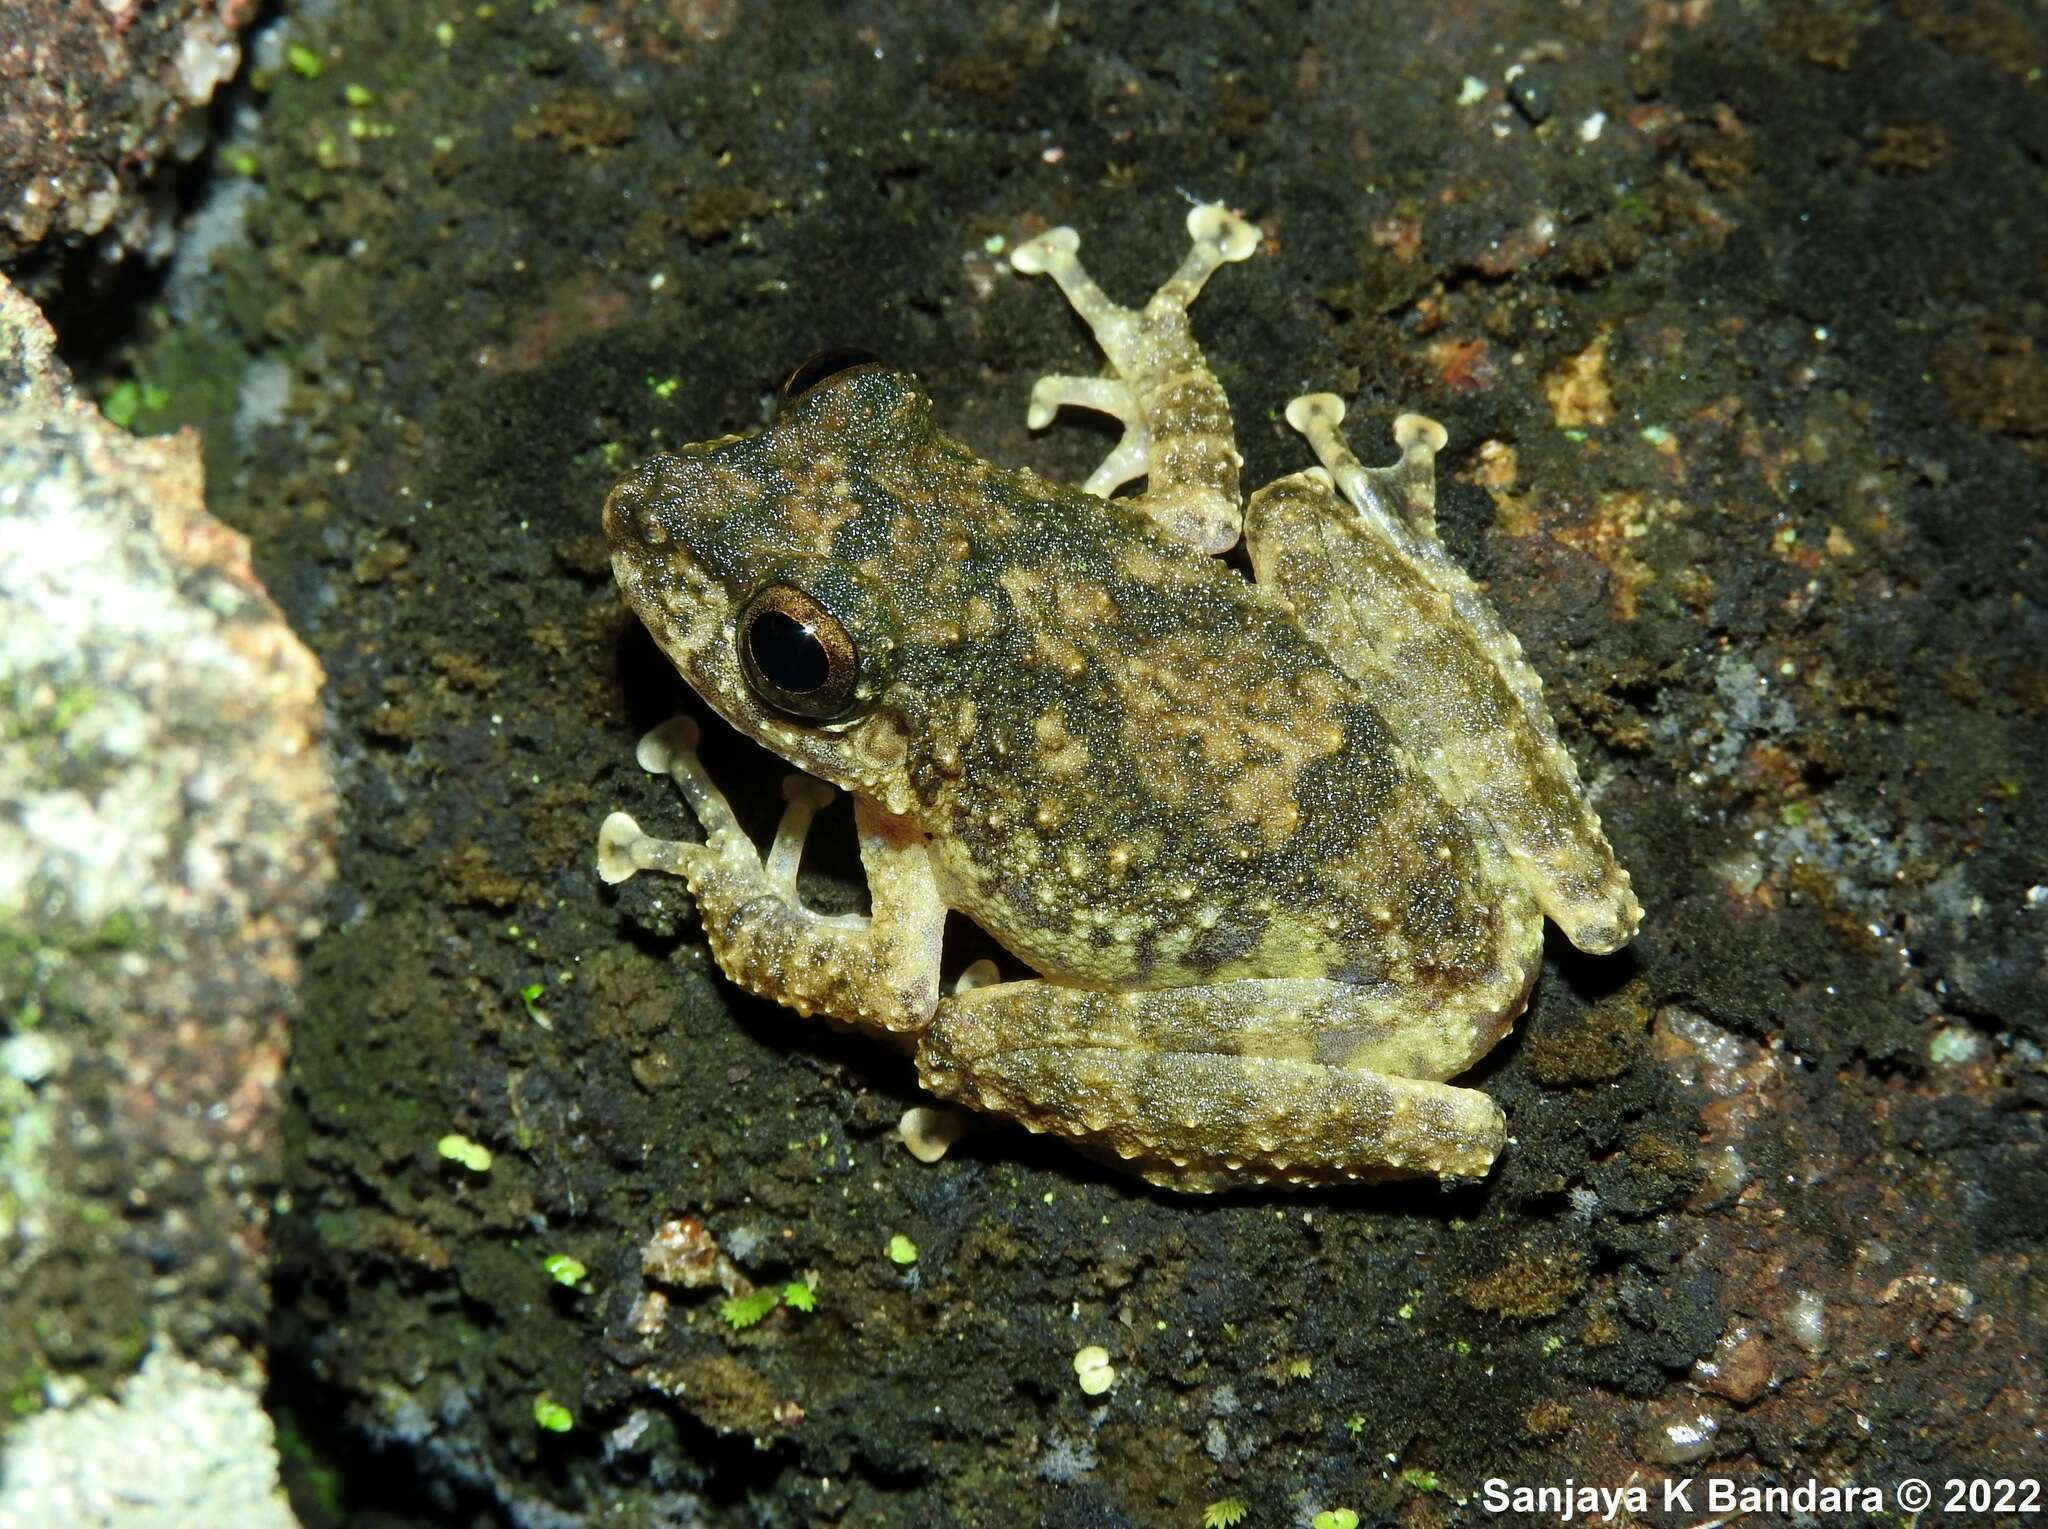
left=598, top=206, right=1640, bottom=1189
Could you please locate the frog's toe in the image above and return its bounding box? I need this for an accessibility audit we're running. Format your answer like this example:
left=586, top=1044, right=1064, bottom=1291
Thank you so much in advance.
left=597, top=811, right=647, bottom=885
left=1024, top=374, right=1137, bottom=432
left=597, top=810, right=711, bottom=885
left=953, top=958, right=1001, bottom=995
left=1009, top=226, right=1080, bottom=276
left=1392, top=411, right=1449, bottom=457
left=632, top=713, right=745, bottom=837
left=898, top=1104, right=981, bottom=1164
left=1285, top=393, right=1446, bottom=541
left=780, top=773, right=836, bottom=809
left=1283, top=392, right=1345, bottom=436
left=635, top=715, right=702, bottom=775
left=765, top=773, right=838, bottom=894
left=1185, top=202, right=1260, bottom=263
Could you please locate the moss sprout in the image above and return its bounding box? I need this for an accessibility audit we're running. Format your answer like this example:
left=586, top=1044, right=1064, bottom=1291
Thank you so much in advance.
left=719, top=1289, right=780, bottom=1329
left=435, top=1133, right=492, bottom=1173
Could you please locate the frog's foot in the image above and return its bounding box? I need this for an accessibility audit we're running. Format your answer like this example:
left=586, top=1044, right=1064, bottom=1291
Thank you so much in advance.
left=915, top=978, right=1511, bottom=1191
left=1285, top=394, right=1447, bottom=542
left=1023, top=376, right=1151, bottom=497
left=1011, top=204, right=1261, bottom=555
left=1263, top=399, right=1645, bottom=955
left=598, top=718, right=947, bottom=1031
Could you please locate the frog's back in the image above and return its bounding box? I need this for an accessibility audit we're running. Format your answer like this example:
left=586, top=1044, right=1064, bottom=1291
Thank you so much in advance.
left=861, top=445, right=1527, bottom=998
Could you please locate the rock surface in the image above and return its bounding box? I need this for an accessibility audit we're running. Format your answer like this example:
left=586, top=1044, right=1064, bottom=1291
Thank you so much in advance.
left=0, top=271, right=331, bottom=1521
left=0, top=0, right=260, bottom=264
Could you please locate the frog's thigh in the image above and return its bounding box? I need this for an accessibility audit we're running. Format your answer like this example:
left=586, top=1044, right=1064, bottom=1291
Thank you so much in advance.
left=1246, top=470, right=1641, bottom=954
left=914, top=978, right=1507, bottom=1189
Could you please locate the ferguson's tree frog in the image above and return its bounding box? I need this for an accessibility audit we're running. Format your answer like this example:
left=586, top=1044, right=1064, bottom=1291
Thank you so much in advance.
left=598, top=204, right=1641, bottom=1190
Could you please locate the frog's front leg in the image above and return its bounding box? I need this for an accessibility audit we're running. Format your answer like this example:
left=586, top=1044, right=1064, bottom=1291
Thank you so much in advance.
left=1010, top=204, right=1260, bottom=554
left=914, top=976, right=1522, bottom=1190
left=599, top=718, right=945, bottom=1032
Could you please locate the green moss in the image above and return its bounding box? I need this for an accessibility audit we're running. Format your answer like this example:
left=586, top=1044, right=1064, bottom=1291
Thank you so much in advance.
left=1459, top=1248, right=1586, bottom=1322
left=1523, top=980, right=1651, bottom=1086
left=7, top=1373, right=44, bottom=1417
left=100, top=379, right=169, bottom=430
left=436, top=1133, right=492, bottom=1172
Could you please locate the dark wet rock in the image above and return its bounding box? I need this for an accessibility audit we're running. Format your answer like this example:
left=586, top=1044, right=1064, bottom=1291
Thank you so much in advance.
left=61, top=0, right=2045, bottom=1520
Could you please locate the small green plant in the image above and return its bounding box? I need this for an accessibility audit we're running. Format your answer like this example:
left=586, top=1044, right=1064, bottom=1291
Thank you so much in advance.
left=542, top=1253, right=586, bottom=1287
left=285, top=44, right=324, bottom=79
left=1312, top=1512, right=1359, bottom=1529
left=100, top=379, right=169, bottom=430
left=782, top=1280, right=816, bottom=1313
left=1201, top=1497, right=1248, bottom=1528
left=1400, top=1467, right=1440, bottom=1494
left=532, top=1395, right=572, bottom=1432
left=1344, top=1413, right=1366, bottom=1437
left=886, top=1234, right=918, bottom=1265
left=719, top=1289, right=780, bottom=1329
left=435, top=1133, right=491, bottom=1172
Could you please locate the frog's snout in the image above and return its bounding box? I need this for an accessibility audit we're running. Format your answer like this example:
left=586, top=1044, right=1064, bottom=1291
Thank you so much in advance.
left=601, top=468, right=657, bottom=549
left=603, top=457, right=697, bottom=555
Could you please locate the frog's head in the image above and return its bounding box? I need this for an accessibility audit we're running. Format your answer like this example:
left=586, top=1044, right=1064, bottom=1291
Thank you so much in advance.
left=602, top=353, right=934, bottom=812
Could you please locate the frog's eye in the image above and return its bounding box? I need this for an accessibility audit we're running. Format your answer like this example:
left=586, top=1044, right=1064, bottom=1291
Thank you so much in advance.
left=737, top=583, right=861, bottom=721
left=780, top=348, right=883, bottom=403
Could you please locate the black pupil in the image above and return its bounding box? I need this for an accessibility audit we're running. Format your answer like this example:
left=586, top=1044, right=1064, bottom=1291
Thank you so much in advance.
left=748, top=609, right=830, bottom=694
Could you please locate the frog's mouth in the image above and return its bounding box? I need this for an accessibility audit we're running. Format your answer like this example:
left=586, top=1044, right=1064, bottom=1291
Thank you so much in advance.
left=609, top=541, right=727, bottom=692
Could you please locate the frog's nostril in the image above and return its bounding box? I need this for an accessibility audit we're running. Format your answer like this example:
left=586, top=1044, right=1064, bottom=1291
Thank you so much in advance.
left=603, top=477, right=667, bottom=547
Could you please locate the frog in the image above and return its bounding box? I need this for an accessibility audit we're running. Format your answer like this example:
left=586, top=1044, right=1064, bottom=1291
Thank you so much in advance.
left=597, top=202, right=1642, bottom=1191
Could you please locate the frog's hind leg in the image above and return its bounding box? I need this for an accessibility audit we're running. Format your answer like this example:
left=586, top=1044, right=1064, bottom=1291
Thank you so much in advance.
left=914, top=976, right=1525, bottom=1191
left=1010, top=204, right=1260, bottom=553
left=1247, top=402, right=1643, bottom=954
left=598, top=717, right=946, bottom=1032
